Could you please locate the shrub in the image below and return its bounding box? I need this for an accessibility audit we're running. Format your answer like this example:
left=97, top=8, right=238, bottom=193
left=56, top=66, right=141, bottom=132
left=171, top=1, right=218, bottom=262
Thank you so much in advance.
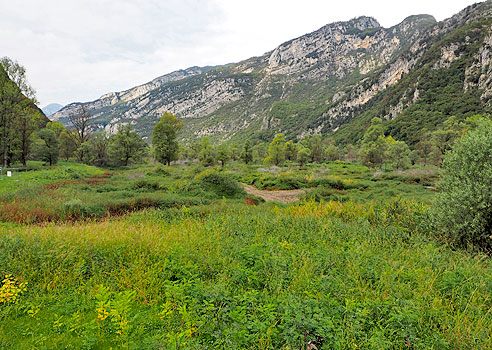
left=62, top=199, right=105, bottom=219
left=432, top=119, right=492, bottom=251
left=301, top=187, right=340, bottom=202
left=310, top=178, right=367, bottom=190
left=132, top=179, right=163, bottom=192
left=253, top=175, right=307, bottom=190
left=198, top=172, right=245, bottom=199
left=148, top=166, right=171, bottom=177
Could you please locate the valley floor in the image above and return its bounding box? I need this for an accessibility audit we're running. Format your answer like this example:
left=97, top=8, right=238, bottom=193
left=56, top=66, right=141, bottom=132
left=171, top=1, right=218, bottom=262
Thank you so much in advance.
left=0, top=162, right=490, bottom=349
left=242, top=184, right=305, bottom=203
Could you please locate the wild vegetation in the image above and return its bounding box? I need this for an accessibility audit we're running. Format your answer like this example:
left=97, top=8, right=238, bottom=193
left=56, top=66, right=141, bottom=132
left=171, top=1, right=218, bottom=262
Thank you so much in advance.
left=1, top=112, right=492, bottom=347
left=1, top=13, right=492, bottom=345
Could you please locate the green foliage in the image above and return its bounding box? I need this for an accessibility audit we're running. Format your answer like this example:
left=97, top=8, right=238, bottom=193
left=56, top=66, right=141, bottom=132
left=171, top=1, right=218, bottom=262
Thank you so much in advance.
left=197, top=172, right=245, bottom=199
left=198, top=137, right=216, bottom=167
left=59, top=129, right=77, bottom=161
left=252, top=174, right=307, bottom=190
left=283, top=140, right=297, bottom=161
left=267, top=133, right=285, bottom=165
left=359, top=133, right=388, bottom=168
left=240, top=140, right=253, bottom=164
left=216, top=144, right=230, bottom=167
left=107, top=124, right=148, bottom=167
left=153, top=112, right=183, bottom=166
left=432, top=118, right=492, bottom=251
left=297, top=146, right=311, bottom=166
left=0, top=58, right=41, bottom=168
left=1, top=197, right=492, bottom=348
left=32, top=128, right=59, bottom=165
left=324, top=144, right=339, bottom=161
left=85, top=131, right=110, bottom=167
left=387, top=140, right=411, bottom=170
left=300, top=135, right=324, bottom=163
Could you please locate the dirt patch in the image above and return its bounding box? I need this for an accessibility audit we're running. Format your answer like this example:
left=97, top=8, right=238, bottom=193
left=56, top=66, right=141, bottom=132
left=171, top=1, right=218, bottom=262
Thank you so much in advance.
left=242, top=184, right=305, bottom=204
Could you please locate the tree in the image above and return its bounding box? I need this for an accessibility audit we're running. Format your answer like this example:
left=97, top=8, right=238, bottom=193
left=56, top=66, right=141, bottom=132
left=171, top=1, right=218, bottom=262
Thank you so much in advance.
left=344, top=144, right=358, bottom=162
left=363, top=117, right=384, bottom=143
left=198, top=136, right=216, bottom=166
left=107, top=124, right=147, bottom=167
left=229, top=146, right=240, bottom=161
left=416, top=132, right=433, bottom=165
left=358, top=117, right=388, bottom=168
left=252, top=142, right=267, bottom=163
left=430, top=116, right=463, bottom=166
left=152, top=112, right=183, bottom=166
left=68, top=105, right=93, bottom=161
left=324, top=144, right=339, bottom=162
left=387, top=140, right=411, bottom=170
left=433, top=118, right=492, bottom=251
left=297, top=146, right=311, bottom=167
left=16, top=111, right=41, bottom=166
left=32, top=129, right=59, bottom=166
left=59, top=129, right=77, bottom=161
left=309, top=135, right=324, bottom=163
left=86, top=132, right=110, bottom=166
left=267, top=133, right=285, bottom=166
left=284, top=141, right=297, bottom=161
left=216, top=144, right=230, bottom=167
left=0, top=57, right=37, bottom=168
left=46, top=121, right=65, bottom=138
left=240, top=140, right=253, bottom=164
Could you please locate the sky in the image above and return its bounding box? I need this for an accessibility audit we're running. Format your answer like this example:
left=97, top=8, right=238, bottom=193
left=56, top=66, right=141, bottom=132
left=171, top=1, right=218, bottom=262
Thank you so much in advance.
left=0, top=0, right=481, bottom=107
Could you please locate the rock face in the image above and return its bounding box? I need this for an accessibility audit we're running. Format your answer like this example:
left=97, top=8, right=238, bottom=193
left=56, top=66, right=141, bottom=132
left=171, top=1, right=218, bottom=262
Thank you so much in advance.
left=52, top=1, right=492, bottom=143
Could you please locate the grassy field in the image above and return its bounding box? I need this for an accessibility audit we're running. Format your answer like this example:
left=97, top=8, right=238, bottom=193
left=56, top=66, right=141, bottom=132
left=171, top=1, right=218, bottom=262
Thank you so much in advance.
left=1, top=162, right=491, bottom=349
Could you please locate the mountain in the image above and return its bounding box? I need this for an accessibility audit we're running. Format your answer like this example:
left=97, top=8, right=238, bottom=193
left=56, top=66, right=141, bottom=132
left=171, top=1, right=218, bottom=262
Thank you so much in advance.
left=51, top=66, right=218, bottom=133
left=52, top=1, right=492, bottom=145
left=42, top=103, right=63, bottom=116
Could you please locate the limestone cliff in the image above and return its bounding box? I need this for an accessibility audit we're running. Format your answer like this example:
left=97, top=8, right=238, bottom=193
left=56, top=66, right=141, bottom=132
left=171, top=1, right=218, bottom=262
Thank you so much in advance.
left=52, top=1, right=492, bottom=144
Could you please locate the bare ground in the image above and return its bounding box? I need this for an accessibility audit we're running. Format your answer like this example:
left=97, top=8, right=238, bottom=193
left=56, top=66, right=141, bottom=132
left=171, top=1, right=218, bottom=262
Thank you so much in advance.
left=242, top=184, right=305, bottom=203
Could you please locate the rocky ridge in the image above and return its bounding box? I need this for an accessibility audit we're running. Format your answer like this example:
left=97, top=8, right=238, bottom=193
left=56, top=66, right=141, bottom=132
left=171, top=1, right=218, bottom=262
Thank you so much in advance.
left=52, top=1, right=492, bottom=144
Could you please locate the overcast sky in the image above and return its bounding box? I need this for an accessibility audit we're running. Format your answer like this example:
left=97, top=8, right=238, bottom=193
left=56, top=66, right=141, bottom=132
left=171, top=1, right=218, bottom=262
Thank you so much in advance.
left=0, top=0, right=481, bottom=107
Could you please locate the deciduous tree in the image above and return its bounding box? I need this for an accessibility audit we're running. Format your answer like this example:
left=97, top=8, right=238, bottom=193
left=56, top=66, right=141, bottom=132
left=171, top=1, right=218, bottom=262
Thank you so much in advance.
left=152, top=112, right=183, bottom=166
left=108, top=124, right=147, bottom=167
left=267, top=133, right=285, bottom=166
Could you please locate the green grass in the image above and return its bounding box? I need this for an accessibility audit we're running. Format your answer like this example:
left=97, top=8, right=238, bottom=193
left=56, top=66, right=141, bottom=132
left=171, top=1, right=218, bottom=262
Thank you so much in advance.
left=0, top=162, right=489, bottom=349
left=230, top=161, right=437, bottom=203
left=0, top=161, right=104, bottom=195
left=1, top=200, right=491, bottom=348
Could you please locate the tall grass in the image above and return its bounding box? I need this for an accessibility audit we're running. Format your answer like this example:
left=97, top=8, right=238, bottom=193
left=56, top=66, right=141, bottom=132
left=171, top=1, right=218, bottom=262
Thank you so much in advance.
left=1, top=201, right=491, bottom=349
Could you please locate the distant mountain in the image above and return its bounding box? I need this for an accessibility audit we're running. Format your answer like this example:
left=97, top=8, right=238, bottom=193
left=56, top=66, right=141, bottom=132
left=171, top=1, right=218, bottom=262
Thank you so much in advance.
left=52, top=1, right=492, bottom=145
left=42, top=103, right=63, bottom=116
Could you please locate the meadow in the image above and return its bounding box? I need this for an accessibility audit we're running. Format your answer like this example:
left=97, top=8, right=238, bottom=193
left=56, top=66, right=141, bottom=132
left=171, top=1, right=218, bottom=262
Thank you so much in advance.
left=1, top=161, right=491, bottom=349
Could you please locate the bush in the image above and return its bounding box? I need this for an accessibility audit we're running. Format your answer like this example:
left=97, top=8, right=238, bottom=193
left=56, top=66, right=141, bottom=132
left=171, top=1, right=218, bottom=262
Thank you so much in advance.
left=432, top=119, right=492, bottom=251
left=198, top=172, right=246, bottom=199
left=148, top=166, right=171, bottom=177
left=253, top=175, right=307, bottom=190
left=301, top=187, right=340, bottom=202
left=310, top=178, right=368, bottom=190
left=132, top=179, right=164, bottom=192
left=62, top=199, right=105, bottom=219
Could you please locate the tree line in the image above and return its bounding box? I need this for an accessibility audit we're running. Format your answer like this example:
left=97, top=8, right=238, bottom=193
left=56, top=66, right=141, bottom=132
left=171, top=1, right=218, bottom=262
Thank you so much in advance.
left=0, top=57, right=487, bottom=171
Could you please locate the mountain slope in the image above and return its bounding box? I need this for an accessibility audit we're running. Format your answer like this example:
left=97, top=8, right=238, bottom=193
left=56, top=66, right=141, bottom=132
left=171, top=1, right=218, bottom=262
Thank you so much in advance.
left=52, top=15, right=435, bottom=141
left=323, top=1, right=492, bottom=145
left=51, top=66, right=218, bottom=131
left=52, top=1, right=492, bottom=145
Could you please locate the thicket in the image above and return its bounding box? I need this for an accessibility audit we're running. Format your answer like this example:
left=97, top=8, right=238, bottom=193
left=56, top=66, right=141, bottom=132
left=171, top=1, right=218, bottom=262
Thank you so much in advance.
left=431, top=118, right=492, bottom=251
